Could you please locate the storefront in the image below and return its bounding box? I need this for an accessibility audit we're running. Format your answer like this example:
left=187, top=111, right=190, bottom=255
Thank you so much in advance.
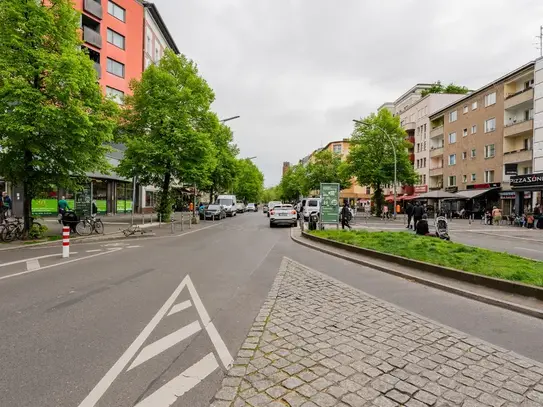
left=510, top=173, right=543, bottom=214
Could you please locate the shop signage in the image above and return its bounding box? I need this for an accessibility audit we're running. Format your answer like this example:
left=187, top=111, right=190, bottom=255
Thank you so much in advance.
left=414, top=185, right=428, bottom=194
left=75, top=183, right=92, bottom=216
left=445, top=186, right=458, bottom=193
left=504, top=164, right=518, bottom=176
left=466, top=183, right=501, bottom=190
left=320, top=183, right=340, bottom=224
left=499, top=191, right=516, bottom=199
left=525, top=191, right=532, bottom=199
left=510, top=173, right=543, bottom=187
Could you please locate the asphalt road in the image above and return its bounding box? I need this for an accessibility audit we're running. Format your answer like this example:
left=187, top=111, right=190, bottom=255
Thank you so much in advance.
left=1, top=213, right=543, bottom=406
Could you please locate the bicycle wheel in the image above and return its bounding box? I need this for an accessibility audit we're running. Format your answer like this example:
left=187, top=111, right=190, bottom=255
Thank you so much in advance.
left=0, top=224, right=6, bottom=242
left=3, top=223, right=18, bottom=242
left=94, top=220, right=104, bottom=234
left=76, top=220, right=92, bottom=236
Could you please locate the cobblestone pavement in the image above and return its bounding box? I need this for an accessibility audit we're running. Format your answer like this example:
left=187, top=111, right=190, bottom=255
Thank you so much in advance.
left=210, top=258, right=543, bottom=407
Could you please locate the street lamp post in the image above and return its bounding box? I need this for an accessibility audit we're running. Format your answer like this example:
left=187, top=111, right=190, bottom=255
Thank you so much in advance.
left=353, top=119, right=398, bottom=219
left=220, top=116, right=240, bottom=123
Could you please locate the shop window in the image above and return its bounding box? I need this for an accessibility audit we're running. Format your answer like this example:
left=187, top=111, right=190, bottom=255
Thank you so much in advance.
left=92, top=179, right=107, bottom=214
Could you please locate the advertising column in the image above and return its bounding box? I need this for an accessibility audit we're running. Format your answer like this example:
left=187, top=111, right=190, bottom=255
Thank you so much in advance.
left=320, top=183, right=340, bottom=228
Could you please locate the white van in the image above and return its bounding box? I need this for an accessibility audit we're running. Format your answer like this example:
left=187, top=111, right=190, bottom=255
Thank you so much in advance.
left=216, top=195, right=237, bottom=217
left=303, top=198, right=320, bottom=221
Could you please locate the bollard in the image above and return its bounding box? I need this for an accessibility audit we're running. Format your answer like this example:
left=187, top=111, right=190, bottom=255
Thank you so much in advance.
left=170, top=215, right=174, bottom=234
left=159, top=213, right=162, bottom=228
left=181, top=213, right=185, bottom=231
left=62, top=226, right=70, bottom=258
left=189, top=212, right=192, bottom=229
left=142, top=213, right=145, bottom=225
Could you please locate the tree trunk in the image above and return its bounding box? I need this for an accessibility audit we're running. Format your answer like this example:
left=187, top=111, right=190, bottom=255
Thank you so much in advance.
left=23, top=149, right=33, bottom=238
left=373, top=184, right=384, bottom=217
left=158, top=171, right=172, bottom=220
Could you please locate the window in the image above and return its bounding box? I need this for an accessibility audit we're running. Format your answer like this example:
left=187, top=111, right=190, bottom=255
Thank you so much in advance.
left=366, top=187, right=371, bottom=195
left=145, top=58, right=152, bottom=69
left=155, top=47, right=160, bottom=61
left=448, top=154, right=456, bottom=166
left=484, top=117, right=496, bottom=133
left=484, top=144, right=495, bottom=158
left=484, top=92, right=496, bottom=107
left=107, top=29, right=125, bottom=49
left=463, top=175, right=467, bottom=183
left=106, top=86, right=124, bottom=104
left=471, top=125, right=477, bottom=134
left=423, top=174, right=426, bottom=184
left=423, top=158, right=427, bottom=167
left=108, top=1, right=125, bottom=22
left=332, top=144, right=342, bottom=154
left=448, top=132, right=456, bottom=144
left=463, top=128, right=468, bottom=137
left=462, top=151, right=467, bottom=160
left=472, top=101, right=478, bottom=110
left=449, top=110, right=457, bottom=123
left=524, top=138, right=532, bottom=150
left=416, top=159, right=420, bottom=169
left=524, top=79, right=534, bottom=90
left=423, top=141, right=427, bottom=150
left=463, top=106, right=468, bottom=114
left=524, top=167, right=533, bottom=175
left=471, top=149, right=476, bottom=158
left=107, top=58, right=124, bottom=78
left=146, top=32, right=152, bottom=53
left=448, top=176, right=456, bottom=187
left=484, top=170, right=495, bottom=183
left=471, top=173, right=476, bottom=182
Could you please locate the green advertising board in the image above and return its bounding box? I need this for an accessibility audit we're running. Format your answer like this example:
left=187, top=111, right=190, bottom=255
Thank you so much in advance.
left=320, top=183, right=340, bottom=224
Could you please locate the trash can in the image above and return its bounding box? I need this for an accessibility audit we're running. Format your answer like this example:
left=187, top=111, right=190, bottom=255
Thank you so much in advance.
left=308, top=212, right=319, bottom=231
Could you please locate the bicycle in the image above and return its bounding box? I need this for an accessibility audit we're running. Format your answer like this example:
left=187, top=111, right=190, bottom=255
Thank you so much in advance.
left=2, top=217, right=42, bottom=242
left=75, top=214, right=104, bottom=236
left=121, top=224, right=151, bottom=237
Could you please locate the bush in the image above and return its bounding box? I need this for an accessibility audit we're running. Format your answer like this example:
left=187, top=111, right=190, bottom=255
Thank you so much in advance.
left=28, top=223, right=48, bottom=240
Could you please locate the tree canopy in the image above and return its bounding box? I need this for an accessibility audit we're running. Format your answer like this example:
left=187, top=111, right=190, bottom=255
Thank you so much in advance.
left=233, top=158, right=264, bottom=203
left=421, top=81, right=469, bottom=97
left=0, top=0, right=119, bottom=232
left=279, top=164, right=310, bottom=202
left=348, top=109, right=417, bottom=215
left=306, top=149, right=352, bottom=192
left=118, top=50, right=216, bottom=218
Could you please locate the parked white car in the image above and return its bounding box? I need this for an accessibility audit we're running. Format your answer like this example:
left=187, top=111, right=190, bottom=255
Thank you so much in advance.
left=303, top=198, right=320, bottom=221
left=269, top=204, right=297, bottom=227
left=267, top=201, right=282, bottom=217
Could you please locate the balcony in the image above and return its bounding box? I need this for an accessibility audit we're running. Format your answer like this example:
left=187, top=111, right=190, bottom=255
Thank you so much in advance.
left=407, top=135, right=415, bottom=145
left=93, top=62, right=101, bottom=79
left=504, top=87, right=533, bottom=110
left=84, top=0, right=102, bottom=19
left=504, top=119, right=533, bottom=138
left=430, top=147, right=444, bottom=157
left=430, top=126, right=444, bottom=139
left=403, top=122, right=416, bottom=131
left=408, top=153, right=415, bottom=162
left=83, top=26, right=102, bottom=49
left=429, top=166, right=443, bottom=176
left=503, top=149, right=532, bottom=164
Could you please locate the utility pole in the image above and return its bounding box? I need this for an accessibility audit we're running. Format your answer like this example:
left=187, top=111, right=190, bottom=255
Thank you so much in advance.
left=536, top=25, right=543, bottom=57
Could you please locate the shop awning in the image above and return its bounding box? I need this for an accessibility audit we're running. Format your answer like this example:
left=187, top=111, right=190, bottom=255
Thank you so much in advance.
left=401, top=195, right=418, bottom=201
left=384, top=195, right=395, bottom=202
left=457, top=188, right=498, bottom=200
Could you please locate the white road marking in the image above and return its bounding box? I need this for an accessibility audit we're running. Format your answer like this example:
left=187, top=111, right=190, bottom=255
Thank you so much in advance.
left=26, top=259, right=40, bottom=271
left=514, top=247, right=541, bottom=253
left=134, top=353, right=219, bottom=407
left=167, top=300, right=192, bottom=316
left=0, top=253, right=68, bottom=268
left=86, top=249, right=102, bottom=253
left=175, top=223, right=219, bottom=237
left=0, top=249, right=120, bottom=282
left=128, top=321, right=202, bottom=371
left=126, top=245, right=141, bottom=249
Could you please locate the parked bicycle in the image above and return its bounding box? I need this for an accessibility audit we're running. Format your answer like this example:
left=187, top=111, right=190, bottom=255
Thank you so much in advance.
left=75, top=214, right=104, bottom=236
left=1, top=217, right=43, bottom=242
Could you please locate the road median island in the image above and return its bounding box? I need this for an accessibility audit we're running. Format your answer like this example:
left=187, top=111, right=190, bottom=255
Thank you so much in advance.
left=304, top=229, right=543, bottom=299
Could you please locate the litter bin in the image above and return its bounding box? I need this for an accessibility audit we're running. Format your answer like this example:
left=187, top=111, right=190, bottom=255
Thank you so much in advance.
left=308, top=212, right=319, bottom=231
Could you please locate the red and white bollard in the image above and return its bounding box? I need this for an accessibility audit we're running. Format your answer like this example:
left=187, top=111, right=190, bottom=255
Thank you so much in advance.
left=62, top=226, right=70, bottom=258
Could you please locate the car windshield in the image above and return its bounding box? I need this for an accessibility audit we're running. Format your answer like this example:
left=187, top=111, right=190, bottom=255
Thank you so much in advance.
left=308, top=200, right=318, bottom=207
left=278, top=205, right=292, bottom=209
left=217, top=199, right=232, bottom=206
left=207, top=205, right=221, bottom=210
left=247, top=203, right=255, bottom=207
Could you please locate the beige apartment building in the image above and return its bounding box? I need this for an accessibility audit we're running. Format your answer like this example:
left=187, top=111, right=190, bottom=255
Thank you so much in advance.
left=429, top=61, right=536, bottom=214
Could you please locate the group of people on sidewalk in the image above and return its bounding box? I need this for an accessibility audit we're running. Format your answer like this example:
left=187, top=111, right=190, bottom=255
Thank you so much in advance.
left=405, top=201, right=427, bottom=233
left=0, top=191, right=12, bottom=222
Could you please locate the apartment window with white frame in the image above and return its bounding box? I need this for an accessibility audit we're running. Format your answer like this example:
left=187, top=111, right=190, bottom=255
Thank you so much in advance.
left=332, top=144, right=342, bottom=154
left=471, top=173, right=476, bottom=182
left=106, top=58, right=124, bottom=78
left=471, top=148, right=476, bottom=158
left=484, top=144, right=495, bottom=158
left=463, top=128, right=468, bottom=137
left=146, top=29, right=152, bottom=53
left=471, top=124, right=477, bottom=134
left=462, top=175, right=467, bottom=183
left=448, top=176, right=456, bottom=187
left=106, top=86, right=124, bottom=104
left=484, top=92, right=496, bottom=107
left=449, top=154, right=456, bottom=166
left=423, top=158, right=426, bottom=167
left=108, top=1, right=125, bottom=22
left=472, top=101, right=478, bottom=110
left=107, top=29, right=125, bottom=50
left=484, top=117, right=496, bottom=133
left=484, top=170, right=495, bottom=183
left=448, top=132, right=456, bottom=144
left=449, top=110, right=458, bottom=123
left=462, top=151, right=467, bottom=160
left=463, top=106, right=468, bottom=114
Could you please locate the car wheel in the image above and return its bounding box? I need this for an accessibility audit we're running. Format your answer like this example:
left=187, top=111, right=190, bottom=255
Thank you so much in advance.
left=269, top=222, right=274, bottom=228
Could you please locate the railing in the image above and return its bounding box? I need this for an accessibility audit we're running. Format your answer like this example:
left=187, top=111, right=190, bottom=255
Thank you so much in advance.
left=504, top=119, right=533, bottom=138
left=84, top=0, right=103, bottom=19
left=83, top=26, right=102, bottom=48
left=505, top=86, right=532, bottom=100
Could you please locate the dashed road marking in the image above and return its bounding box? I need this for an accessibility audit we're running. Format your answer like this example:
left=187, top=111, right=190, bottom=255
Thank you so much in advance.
left=25, top=259, right=40, bottom=271
left=86, top=249, right=102, bottom=253
left=126, top=245, right=141, bottom=249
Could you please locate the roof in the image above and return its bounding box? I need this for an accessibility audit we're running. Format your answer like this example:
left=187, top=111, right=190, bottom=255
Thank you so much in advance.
left=321, top=138, right=350, bottom=151
left=378, top=84, right=434, bottom=112
left=143, top=2, right=180, bottom=54
left=429, top=61, right=535, bottom=119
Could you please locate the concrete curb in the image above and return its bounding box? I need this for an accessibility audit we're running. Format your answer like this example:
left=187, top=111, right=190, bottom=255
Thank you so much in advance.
left=291, top=229, right=543, bottom=320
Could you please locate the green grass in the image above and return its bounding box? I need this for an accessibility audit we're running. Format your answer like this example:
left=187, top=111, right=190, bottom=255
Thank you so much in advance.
left=309, top=230, right=543, bottom=287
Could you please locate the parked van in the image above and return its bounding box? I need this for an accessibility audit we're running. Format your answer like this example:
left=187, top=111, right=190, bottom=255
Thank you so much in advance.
left=216, top=195, right=237, bottom=217
left=303, top=198, right=320, bottom=221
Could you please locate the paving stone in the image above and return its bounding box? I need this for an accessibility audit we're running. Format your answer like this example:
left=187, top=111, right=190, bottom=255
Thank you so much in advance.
left=298, top=383, right=318, bottom=398
left=478, top=392, right=506, bottom=407
left=372, top=378, right=395, bottom=394
left=283, top=377, right=304, bottom=390
left=341, top=392, right=366, bottom=407
left=246, top=392, right=272, bottom=406
left=414, top=390, right=438, bottom=405
left=282, top=391, right=307, bottom=407
left=309, top=392, right=337, bottom=407
left=327, top=385, right=347, bottom=399
left=386, top=389, right=410, bottom=404
left=266, top=385, right=288, bottom=399
left=373, top=395, right=399, bottom=407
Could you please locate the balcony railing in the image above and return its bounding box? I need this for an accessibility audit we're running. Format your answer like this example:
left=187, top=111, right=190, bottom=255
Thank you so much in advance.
left=503, top=148, right=532, bottom=164
left=430, top=125, right=444, bottom=139
left=83, top=26, right=102, bottom=49
left=429, top=166, right=443, bottom=176
left=84, top=0, right=103, bottom=19
left=403, top=122, right=416, bottom=131
left=430, top=147, right=444, bottom=157
left=504, top=87, right=533, bottom=110
left=504, top=119, right=533, bottom=138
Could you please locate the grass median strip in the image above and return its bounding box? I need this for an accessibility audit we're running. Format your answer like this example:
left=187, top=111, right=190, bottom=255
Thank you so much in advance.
left=309, top=230, right=543, bottom=287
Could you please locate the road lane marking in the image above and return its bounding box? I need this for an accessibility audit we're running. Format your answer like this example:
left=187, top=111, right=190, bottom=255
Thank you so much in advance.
left=86, top=249, right=102, bottom=253
left=175, top=222, right=219, bottom=237
left=0, top=249, right=120, bottom=282
left=26, top=259, right=40, bottom=271
left=126, top=245, right=141, bottom=249
left=514, top=247, right=541, bottom=253
left=78, top=274, right=233, bottom=407
left=128, top=321, right=202, bottom=371
left=134, top=353, right=219, bottom=407
left=0, top=253, right=71, bottom=268
left=167, top=300, right=192, bottom=316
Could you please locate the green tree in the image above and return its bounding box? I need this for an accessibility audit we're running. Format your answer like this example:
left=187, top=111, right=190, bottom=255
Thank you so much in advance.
left=348, top=109, right=417, bottom=216
left=0, top=0, right=119, bottom=233
left=261, top=186, right=281, bottom=203
left=233, top=159, right=264, bottom=203
left=279, top=164, right=309, bottom=202
left=118, top=50, right=216, bottom=220
left=421, top=81, right=469, bottom=97
left=306, top=149, right=352, bottom=192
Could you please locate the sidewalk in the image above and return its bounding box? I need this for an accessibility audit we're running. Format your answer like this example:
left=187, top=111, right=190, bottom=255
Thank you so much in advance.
left=211, top=258, right=543, bottom=407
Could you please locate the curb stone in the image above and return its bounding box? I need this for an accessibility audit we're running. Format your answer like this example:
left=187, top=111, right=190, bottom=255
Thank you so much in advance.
left=290, top=228, right=543, bottom=321
left=209, top=258, right=289, bottom=407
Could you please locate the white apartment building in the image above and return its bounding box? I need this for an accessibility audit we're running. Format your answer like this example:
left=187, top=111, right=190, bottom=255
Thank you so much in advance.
left=143, top=2, right=179, bottom=69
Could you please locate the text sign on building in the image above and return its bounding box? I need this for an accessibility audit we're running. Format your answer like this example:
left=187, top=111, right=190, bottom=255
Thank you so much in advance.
left=75, top=183, right=92, bottom=216
left=320, top=183, right=340, bottom=224
left=510, top=173, right=543, bottom=187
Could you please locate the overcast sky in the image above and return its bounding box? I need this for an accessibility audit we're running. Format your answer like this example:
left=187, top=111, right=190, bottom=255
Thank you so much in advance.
left=153, top=0, right=543, bottom=186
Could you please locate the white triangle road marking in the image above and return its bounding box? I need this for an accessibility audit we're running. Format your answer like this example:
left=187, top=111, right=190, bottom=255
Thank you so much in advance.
left=167, top=300, right=192, bottom=316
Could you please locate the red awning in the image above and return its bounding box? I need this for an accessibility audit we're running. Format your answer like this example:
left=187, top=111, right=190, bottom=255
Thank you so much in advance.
left=401, top=195, right=419, bottom=201
left=384, top=195, right=395, bottom=202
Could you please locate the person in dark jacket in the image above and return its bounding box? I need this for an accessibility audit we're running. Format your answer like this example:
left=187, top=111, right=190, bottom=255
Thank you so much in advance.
left=415, top=214, right=431, bottom=236
left=405, top=202, right=414, bottom=229
left=341, top=200, right=352, bottom=230
left=413, top=202, right=424, bottom=230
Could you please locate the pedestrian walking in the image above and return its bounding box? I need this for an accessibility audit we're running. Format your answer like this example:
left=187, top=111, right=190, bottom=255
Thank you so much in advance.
left=341, top=200, right=352, bottom=230
left=405, top=201, right=414, bottom=229
left=58, top=195, right=70, bottom=224
left=382, top=205, right=389, bottom=220
left=492, top=206, right=502, bottom=226
left=1, top=191, right=12, bottom=218
left=413, top=201, right=424, bottom=230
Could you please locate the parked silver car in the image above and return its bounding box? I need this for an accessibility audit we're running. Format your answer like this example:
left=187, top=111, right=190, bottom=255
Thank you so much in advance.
left=204, top=204, right=226, bottom=220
